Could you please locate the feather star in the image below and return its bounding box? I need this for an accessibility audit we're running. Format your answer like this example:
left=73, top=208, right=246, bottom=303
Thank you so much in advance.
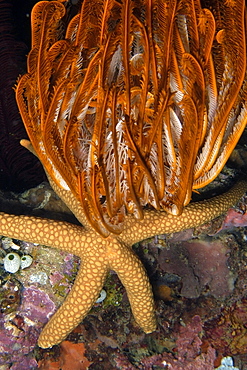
left=1, top=0, right=247, bottom=348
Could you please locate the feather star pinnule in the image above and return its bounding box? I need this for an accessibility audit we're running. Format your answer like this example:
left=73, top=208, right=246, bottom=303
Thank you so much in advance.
left=0, top=0, right=246, bottom=348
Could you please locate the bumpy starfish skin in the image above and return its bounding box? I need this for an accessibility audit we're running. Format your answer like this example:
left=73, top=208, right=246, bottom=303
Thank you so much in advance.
left=0, top=178, right=246, bottom=348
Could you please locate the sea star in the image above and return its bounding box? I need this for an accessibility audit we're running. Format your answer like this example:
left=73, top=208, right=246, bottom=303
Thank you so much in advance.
left=2, top=0, right=246, bottom=349
left=0, top=175, right=246, bottom=348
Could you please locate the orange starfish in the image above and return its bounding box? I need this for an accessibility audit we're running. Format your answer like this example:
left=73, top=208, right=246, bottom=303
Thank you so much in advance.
left=0, top=0, right=246, bottom=348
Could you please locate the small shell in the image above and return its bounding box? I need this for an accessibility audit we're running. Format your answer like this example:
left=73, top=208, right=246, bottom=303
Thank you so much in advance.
left=96, top=289, right=107, bottom=303
left=4, top=253, right=21, bottom=273
left=20, top=255, right=33, bottom=269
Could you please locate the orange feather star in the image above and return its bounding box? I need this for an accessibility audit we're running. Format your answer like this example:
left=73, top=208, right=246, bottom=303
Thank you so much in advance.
left=1, top=0, right=244, bottom=348
left=16, top=0, right=247, bottom=236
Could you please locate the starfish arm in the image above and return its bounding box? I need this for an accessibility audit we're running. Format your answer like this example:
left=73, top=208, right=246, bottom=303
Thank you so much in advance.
left=38, top=254, right=109, bottom=348
left=107, top=238, right=156, bottom=333
left=120, top=180, right=247, bottom=245
left=0, top=213, right=84, bottom=255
